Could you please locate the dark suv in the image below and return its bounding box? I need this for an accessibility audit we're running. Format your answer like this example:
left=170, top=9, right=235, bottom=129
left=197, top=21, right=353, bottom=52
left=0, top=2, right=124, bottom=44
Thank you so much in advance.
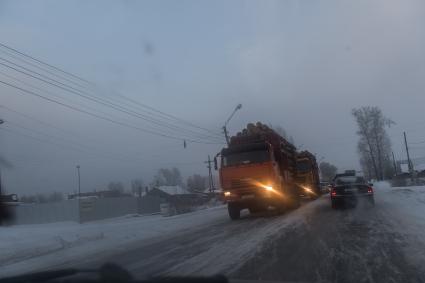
left=330, top=175, right=374, bottom=208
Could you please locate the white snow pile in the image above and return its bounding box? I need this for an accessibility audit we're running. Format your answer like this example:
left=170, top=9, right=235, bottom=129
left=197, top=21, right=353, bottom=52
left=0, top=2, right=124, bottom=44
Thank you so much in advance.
left=374, top=182, right=425, bottom=267
left=0, top=205, right=227, bottom=277
left=157, top=185, right=189, bottom=195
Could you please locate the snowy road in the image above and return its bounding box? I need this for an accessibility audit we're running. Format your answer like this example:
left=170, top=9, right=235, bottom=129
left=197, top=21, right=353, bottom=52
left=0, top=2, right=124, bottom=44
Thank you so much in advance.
left=3, top=183, right=425, bottom=282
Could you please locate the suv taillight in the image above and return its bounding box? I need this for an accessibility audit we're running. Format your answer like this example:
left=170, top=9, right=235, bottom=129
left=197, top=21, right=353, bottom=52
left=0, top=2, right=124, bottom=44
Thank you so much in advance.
left=367, top=187, right=373, bottom=194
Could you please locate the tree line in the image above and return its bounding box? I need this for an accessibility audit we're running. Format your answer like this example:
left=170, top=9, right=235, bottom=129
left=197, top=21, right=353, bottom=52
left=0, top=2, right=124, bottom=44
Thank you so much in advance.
left=352, top=106, right=395, bottom=181
left=19, top=167, right=212, bottom=204
left=319, top=106, right=395, bottom=182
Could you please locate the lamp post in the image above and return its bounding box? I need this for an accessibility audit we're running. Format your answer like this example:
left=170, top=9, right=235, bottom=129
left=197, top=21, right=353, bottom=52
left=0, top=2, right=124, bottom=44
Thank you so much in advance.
left=223, top=104, right=242, bottom=145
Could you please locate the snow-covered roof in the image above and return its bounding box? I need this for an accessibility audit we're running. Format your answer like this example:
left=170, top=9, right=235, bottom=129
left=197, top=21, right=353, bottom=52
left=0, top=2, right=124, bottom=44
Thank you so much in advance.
left=157, top=186, right=190, bottom=195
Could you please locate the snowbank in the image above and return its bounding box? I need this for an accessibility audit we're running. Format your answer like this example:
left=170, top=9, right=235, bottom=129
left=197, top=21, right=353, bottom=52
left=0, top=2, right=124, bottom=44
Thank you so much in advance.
left=373, top=182, right=425, bottom=268
left=0, top=205, right=227, bottom=277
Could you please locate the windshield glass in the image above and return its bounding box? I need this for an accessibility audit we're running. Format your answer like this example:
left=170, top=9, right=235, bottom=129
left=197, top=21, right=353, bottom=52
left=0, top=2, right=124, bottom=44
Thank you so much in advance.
left=335, top=176, right=366, bottom=185
left=2, top=1, right=425, bottom=282
left=297, top=160, right=310, bottom=172
left=223, top=150, right=270, bottom=167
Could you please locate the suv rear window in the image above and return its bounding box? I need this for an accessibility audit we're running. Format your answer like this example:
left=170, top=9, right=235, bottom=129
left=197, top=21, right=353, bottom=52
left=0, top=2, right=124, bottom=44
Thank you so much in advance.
left=335, top=176, right=366, bottom=185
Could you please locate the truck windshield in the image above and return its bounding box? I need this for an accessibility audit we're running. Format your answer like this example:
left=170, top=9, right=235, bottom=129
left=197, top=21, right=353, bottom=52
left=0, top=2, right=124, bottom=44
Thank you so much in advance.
left=222, top=150, right=270, bottom=167
left=297, top=160, right=310, bottom=172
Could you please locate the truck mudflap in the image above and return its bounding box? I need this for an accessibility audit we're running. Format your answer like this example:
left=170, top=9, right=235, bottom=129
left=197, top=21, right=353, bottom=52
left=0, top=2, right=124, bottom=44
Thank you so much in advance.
left=224, top=188, right=300, bottom=220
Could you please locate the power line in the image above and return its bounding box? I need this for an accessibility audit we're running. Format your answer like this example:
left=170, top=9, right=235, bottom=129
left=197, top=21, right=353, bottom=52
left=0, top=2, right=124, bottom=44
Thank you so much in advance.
left=1, top=103, right=195, bottom=155
left=1, top=123, right=142, bottom=163
left=0, top=42, right=92, bottom=84
left=0, top=59, right=222, bottom=142
left=0, top=79, right=223, bottom=145
left=0, top=70, right=132, bottom=127
left=1, top=124, right=189, bottom=165
left=0, top=72, right=221, bottom=144
left=114, top=94, right=223, bottom=137
left=0, top=104, right=79, bottom=137
left=0, top=126, right=92, bottom=155
left=0, top=47, right=89, bottom=90
left=0, top=42, right=223, bottom=139
left=409, top=140, right=425, bottom=145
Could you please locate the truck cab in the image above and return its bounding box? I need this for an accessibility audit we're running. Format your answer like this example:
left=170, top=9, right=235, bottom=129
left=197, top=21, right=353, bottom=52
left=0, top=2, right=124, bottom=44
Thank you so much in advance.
left=295, top=151, right=321, bottom=199
left=217, top=123, right=299, bottom=220
left=220, top=143, right=282, bottom=199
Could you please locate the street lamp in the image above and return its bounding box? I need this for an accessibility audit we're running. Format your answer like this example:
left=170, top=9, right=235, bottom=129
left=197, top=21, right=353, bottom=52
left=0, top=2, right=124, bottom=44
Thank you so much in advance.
left=223, top=104, right=242, bottom=145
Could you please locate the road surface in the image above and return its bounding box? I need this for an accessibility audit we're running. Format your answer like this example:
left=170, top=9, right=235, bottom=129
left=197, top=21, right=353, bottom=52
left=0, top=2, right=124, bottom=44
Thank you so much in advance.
left=73, top=189, right=425, bottom=283
left=3, top=185, right=425, bottom=283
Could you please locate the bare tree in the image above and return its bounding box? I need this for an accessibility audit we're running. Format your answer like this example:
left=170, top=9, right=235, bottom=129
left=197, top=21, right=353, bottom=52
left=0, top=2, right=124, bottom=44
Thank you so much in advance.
left=319, top=162, right=338, bottom=182
left=108, top=182, right=125, bottom=193
left=187, top=174, right=208, bottom=192
left=352, top=106, right=394, bottom=180
left=20, top=191, right=63, bottom=203
left=153, top=167, right=184, bottom=187
left=131, top=179, right=144, bottom=195
left=47, top=191, right=64, bottom=202
left=0, top=156, right=13, bottom=169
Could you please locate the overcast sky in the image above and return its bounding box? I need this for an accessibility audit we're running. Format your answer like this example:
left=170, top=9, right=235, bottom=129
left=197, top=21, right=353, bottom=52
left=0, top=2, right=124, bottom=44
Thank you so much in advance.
left=1, top=0, right=425, bottom=195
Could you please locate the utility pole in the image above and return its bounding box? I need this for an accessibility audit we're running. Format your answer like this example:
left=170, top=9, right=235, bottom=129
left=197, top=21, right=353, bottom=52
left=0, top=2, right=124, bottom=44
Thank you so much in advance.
left=76, top=165, right=81, bottom=223
left=76, top=165, right=81, bottom=197
left=223, top=104, right=242, bottom=146
left=205, top=155, right=214, bottom=193
left=0, top=119, right=4, bottom=196
left=391, top=151, right=397, bottom=175
left=223, top=126, right=230, bottom=146
left=404, top=132, right=414, bottom=173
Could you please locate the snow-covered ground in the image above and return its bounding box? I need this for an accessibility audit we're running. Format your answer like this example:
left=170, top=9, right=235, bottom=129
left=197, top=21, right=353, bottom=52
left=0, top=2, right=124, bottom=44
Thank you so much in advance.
left=375, top=182, right=425, bottom=269
left=3, top=184, right=425, bottom=281
left=0, top=206, right=227, bottom=277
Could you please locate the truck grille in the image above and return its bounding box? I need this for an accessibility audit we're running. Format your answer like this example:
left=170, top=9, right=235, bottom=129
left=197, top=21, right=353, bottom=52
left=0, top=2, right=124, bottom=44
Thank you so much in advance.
left=231, top=179, right=252, bottom=189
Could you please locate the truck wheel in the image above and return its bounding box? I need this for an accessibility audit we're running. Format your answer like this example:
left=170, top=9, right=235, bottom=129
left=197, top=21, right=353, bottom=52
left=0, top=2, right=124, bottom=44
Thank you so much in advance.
left=292, top=194, right=301, bottom=209
left=311, top=186, right=321, bottom=200
left=276, top=202, right=287, bottom=214
left=228, top=203, right=240, bottom=220
left=286, top=194, right=300, bottom=210
left=248, top=205, right=264, bottom=214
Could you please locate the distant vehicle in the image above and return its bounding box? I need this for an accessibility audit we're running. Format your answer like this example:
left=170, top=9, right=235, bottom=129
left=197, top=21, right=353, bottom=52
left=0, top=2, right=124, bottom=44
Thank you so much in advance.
left=0, top=194, right=18, bottom=225
left=330, top=174, right=374, bottom=208
left=0, top=193, right=18, bottom=204
left=217, top=122, right=300, bottom=219
left=295, top=151, right=321, bottom=199
left=320, top=181, right=330, bottom=193
left=334, top=170, right=357, bottom=179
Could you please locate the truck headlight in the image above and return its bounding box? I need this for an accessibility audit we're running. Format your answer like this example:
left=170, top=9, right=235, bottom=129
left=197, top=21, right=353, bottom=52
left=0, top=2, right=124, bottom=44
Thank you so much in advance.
left=264, top=185, right=273, bottom=191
